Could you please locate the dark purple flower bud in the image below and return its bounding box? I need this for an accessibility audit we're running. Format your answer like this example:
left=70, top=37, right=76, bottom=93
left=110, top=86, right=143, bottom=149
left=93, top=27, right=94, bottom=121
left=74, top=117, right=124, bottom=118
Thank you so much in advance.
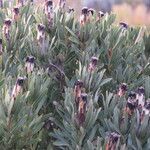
left=91, top=57, right=98, bottom=66
left=127, top=100, right=136, bottom=110
left=88, top=8, right=95, bottom=16
left=74, top=80, right=84, bottom=88
left=145, top=101, right=150, bottom=110
left=46, top=0, right=53, bottom=6
left=82, top=7, right=88, bottom=15
left=117, top=83, right=127, bottom=97
left=16, top=77, right=25, bottom=86
left=137, top=87, right=145, bottom=95
left=98, top=11, right=104, bottom=18
left=106, top=132, right=120, bottom=150
left=26, top=56, right=35, bottom=63
left=128, top=91, right=136, bottom=99
left=13, top=7, right=19, bottom=14
left=81, top=93, right=87, bottom=103
left=110, top=132, right=120, bottom=143
left=4, top=19, right=12, bottom=26
left=120, top=22, right=128, bottom=29
left=37, top=24, right=45, bottom=32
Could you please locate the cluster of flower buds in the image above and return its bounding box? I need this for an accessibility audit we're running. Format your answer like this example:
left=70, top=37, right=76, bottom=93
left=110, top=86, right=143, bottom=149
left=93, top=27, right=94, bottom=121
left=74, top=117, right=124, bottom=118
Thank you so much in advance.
left=59, top=0, right=66, bottom=9
left=3, top=19, right=12, bottom=40
left=106, top=132, right=120, bottom=150
left=117, top=83, right=127, bottom=97
left=0, top=39, right=2, bottom=55
left=17, top=0, right=24, bottom=7
left=11, top=77, right=26, bottom=100
left=44, top=0, right=54, bottom=28
left=119, top=22, right=128, bottom=29
left=13, top=7, right=20, bottom=21
left=88, top=56, right=98, bottom=72
left=25, top=56, right=35, bottom=73
left=37, top=24, right=46, bottom=44
left=80, top=7, right=88, bottom=25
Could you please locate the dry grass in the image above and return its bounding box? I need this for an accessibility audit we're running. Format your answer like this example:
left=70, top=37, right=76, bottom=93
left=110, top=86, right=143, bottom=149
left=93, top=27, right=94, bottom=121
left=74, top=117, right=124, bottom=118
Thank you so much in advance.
left=113, top=3, right=150, bottom=26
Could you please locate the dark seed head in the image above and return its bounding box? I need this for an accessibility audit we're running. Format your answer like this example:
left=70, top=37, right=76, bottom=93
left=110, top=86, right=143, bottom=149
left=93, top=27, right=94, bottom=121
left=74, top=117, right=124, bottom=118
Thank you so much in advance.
left=98, top=11, right=104, bottom=17
left=127, top=100, right=136, bottom=110
left=91, top=56, right=98, bottom=65
left=109, top=132, right=120, bottom=143
left=120, top=83, right=127, bottom=91
left=81, top=93, right=87, bottom=102
left=74, top=80, right=83, bottom=88
left=26, top=56, right=35, bottom=63
left=13, top=7, right=19, bottom=14
left=16, top=77, right=25, bottom=86
left=128, top=91, right=136, bottom=99
left=145, top=101, right=150, bottom=110
left=37, top=24, right=45, bottom=32
left=82, top=7, right=88, bottom=15
left=46, top=0, right=53, bottom=6
left=137, top=87, right=145, bottom=95
left=4, top=19, right=12, bottom=26
left=88, top=8, right=95, bottom=15
left=120, top=22, right=128, bottom=29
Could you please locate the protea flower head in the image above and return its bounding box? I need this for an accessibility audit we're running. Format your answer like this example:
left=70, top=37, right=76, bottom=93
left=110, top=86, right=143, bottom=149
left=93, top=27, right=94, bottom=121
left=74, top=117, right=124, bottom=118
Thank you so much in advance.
left=13, top=7, right=19, bottom=21
left=25, top=56, right=35, bottom=73
left=137, top=87, right=145, bottom=95
left=37, top=24, right=45, bottom=43
left=128, top=91, right=136, bottom=100
left=4, top=19, right=12, bottom=27
left=125, top=99, right=137, bottom=115
left=140, top=101, right=150, bottom=122
left=106, top=132, right=120, bottom=150
left=143, top=101, right=150, bottom=115
left=74, top=80, right=83, bottom=102
left=117, top=83, right=127, bottom=97
left=97, top=11, right=104, bottom=21
left=77, top=93, right=87, bottom=125
left=88, top=8, right=95, bottom=16
left=136, top=87, right=145, bottom=107
left=119, top=22, right=128, bottom=29
left=88, top=56, right=98, bottom=72
left=82, top=7, right=88, bottom=15
left=45, top=0, right=53, bottom=14
left=80, top=7, right=88, bottom=25
left=3, top=19, right=12, bottom=40
left=12, top=77, right=26, bottom=100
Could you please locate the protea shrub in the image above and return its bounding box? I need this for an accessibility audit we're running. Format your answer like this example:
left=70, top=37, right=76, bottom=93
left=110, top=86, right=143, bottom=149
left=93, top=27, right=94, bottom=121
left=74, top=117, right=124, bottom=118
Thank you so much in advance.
left=0, top=0, right=149, bottom=149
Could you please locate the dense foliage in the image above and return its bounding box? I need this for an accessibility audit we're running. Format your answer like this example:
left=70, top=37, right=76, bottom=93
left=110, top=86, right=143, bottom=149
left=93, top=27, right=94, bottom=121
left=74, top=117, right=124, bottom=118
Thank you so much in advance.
left=0, top=0, right=150, bottom=149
